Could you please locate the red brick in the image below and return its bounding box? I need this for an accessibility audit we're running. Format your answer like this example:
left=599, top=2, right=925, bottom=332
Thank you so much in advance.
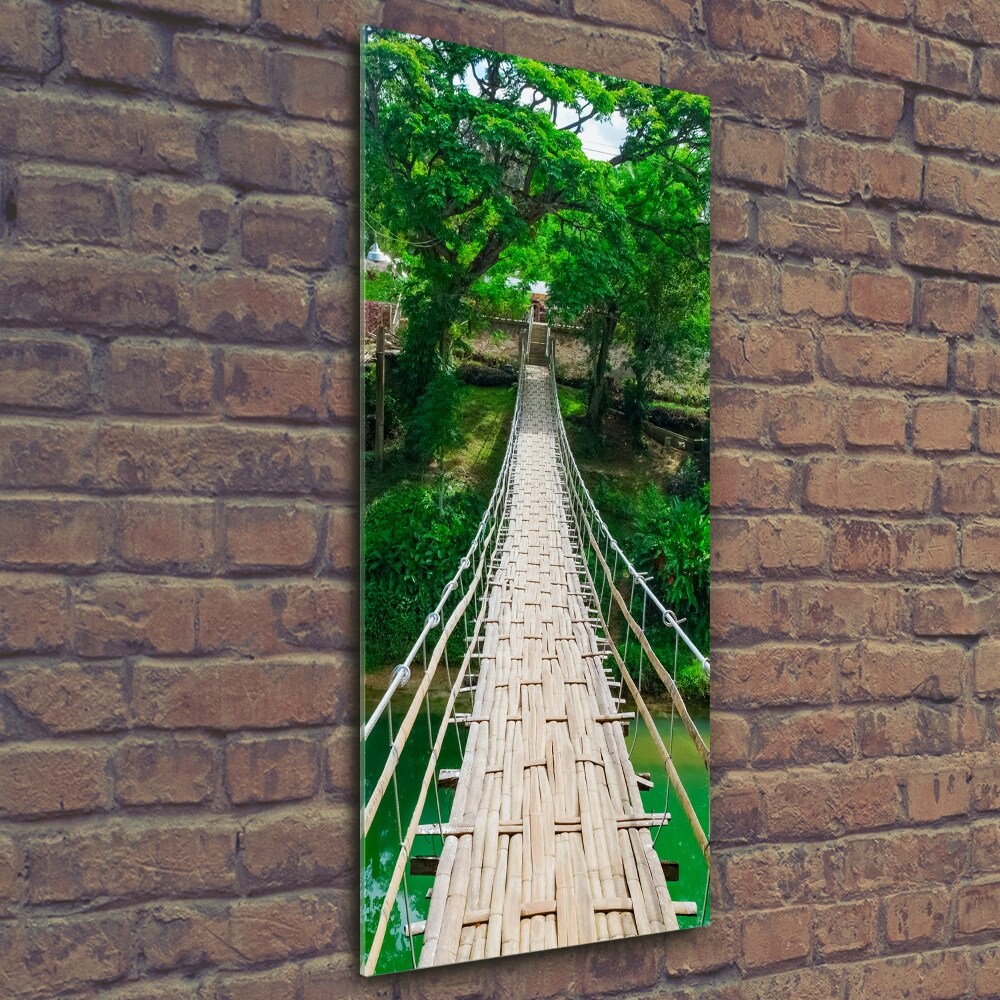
left=173, top=33, right=272, bottom=107
left=241, top=806, right=352, bottom=887
left=850, top=20, right=919, bottom=82
left=74, top=577, right=197, bottom=657
left=225, top=503, right=321, bottom=569
left=926, top=36, right=975, bottom=95
left=664, top=46, right=809, bottom=123
left=982, top=50, right=1000, bottom=100
left=241, top=196, right=339, bottom=270
left=725, top=842, right=842, bottom=909
left=225, top=736, right=320, bottom=805
left=0, top=661, right=125, bottom=733
left=713, top=645, right=836, bottom=708
left=707, top=0, right=841, bottom=66
left=713, top=319, right=813, bottom=383
left=766, top=766, right=900, bottom=837
left=845, top=828, right=968, bottom=894
left=712, top=189, right=750, bottom=244
left=274, top=50, right=355, bottom=123
left=913, top=399, right=973, bottom=452
left=820, top=0, right=906, bottom=17
left=840, top=640, right=965, bottom=702
left=505, top=18, right=660, bottom=87
left=956, top=345, right=1000, bottom=396
left=132, top=655, right=347, bottom=729
left=919, top=278, right=979, bottom=335
left=712, top=453, right=795, bottom=510
left=222, top=347, right=324, bottom=421
left=925, top=157, right=1000, bottom=225
left=0, top=0, right=59, bottom=74
left=958, top=882, right=1000, bottom=935
left=324, top=727, right=355, bottom=795
left=130, top=180, right=233, bottom=254
left=713, top=781, right=764, bottom=844
left=896, top=522, right=959, bottom=574
left=1, top=251, right=179, bottom=330
left=976, top=943, right=1000, bottom=997
left=831, top=519, right=892, bottom=573
left=849, top=271, right=914, bottom=326
left=798, top=582, right=904, bottom=639
left=963, top=522, right=1000, bottom=573
left=796, top=134, right=859, bottom=202
left=912, top=585, right=997, bottom=636
left=716, top=121, right=786, bottom=189
left=916, top=96, right=1000, bottom=162
left=984, top=288, right=1000, bottom=339
left=940, top=461, right=1000, bottom=513
left=323, top=352, right=357, bottom=423
left=108, top=339, right=213, bottom=415
left=972, top=762, right=1000, bottom=811
left=64, top=5, right=164, bottom=87
left=0, top=744, right=110, bottom=818
left=260, top=0, right=379, bottom=39
left=0, top=572, right=70, bottom=653
left=118, top=498, right=214, bottom=572
left=0, top=90, right=200, bottom=174
left=711, top=711, right=751, bottom=768
left=217, top=118, right=354, bottom=200
left=902, top=213, right=1000, bottom=279
left=860, top=145, right=923, bottom=203
left=907, top=767, right=972, bottom=822
left=885, top=889, right=950, bottom=946
left=711, top=254, right=774, bottom=317
left=0, top=915, right=130, bottom=996
left=804, top=457, right=934, bottom=514
left=820, top=330, right=948, bottom=388
left=848, top=950, right=971, bottom=1000
left=106, top=0, right=251, bottom=24
left=143, top=893, right=341, bottom=974
left=814, top=900, right=877, bottom=958
left=977, top=406, right=1000, bottom=455
left=759, top=198, right=890, bottom=262
left=326, top=504, right=358, bottom=576
left=916, top=0, right=1000, bottom=44
left=211, top=966, right=301, bottom=1000
left=842, top=395, right=906, bottom=448
left=183, top=272, right=310, bottom=342
left=315, top=267, right=355, bottom=346
left=115, top=739, right=215, bottom=806
left=820, top=78, right=905, bottom=139
left=27, top=819, right=235, bottom=902
left=753, top=709, right=854, bottom=766
left=756, top=515, right=827, bottom=571
left=976, top=640, right=1000, bottom=696
left=0, top=334, right=91, bottom=410
left=0, top=499, right=103, bottom=568
left=771, top=392, right=838, bottom=449
left=780, top=264, right=845, bottom=318
left=16, top=167, right=121, bottom=243
left=712, top=583, right=796, bottom=642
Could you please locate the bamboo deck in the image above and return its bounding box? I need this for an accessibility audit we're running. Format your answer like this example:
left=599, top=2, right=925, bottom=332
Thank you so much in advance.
left=418, top=365, right=678, bottom=967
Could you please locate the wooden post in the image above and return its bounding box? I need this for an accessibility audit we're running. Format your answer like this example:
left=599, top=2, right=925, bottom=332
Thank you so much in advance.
left=375, top=320, right=385, bottom=472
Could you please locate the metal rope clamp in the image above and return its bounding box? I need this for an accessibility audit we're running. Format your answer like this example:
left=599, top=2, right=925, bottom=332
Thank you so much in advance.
left=392, top=662, right=411, bottom=688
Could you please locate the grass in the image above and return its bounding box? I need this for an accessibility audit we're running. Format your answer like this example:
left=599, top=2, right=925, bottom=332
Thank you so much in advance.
left=365, top=383, right=516, bottom=505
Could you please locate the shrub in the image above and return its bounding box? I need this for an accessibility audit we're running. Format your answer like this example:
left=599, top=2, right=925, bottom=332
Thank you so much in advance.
left=648, top=403, right=707, bottom=439
left=364, top=484, right=484, bottom=671
left=456, top=360, right=516, bottom=387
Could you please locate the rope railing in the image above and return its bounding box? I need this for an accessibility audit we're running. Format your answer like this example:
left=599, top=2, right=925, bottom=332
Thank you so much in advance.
left=547, top=344, right=711, bottom=875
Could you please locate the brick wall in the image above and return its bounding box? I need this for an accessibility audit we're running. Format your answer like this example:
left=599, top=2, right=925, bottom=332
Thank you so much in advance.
left=0, top=0, right=997, bottom=997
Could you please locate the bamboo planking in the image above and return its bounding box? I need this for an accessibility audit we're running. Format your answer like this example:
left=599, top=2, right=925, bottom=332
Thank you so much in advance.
left=419, top=366, right=679, bottom=967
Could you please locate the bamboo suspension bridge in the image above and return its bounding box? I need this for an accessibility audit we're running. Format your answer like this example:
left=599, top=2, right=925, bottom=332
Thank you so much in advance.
left=362, top=323, right=710, bottom=973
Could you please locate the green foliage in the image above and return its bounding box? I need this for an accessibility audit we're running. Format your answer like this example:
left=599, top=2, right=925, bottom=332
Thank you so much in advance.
left=648, top=402, right=707, bottom=439
left=364, top=484, right=484, bottom=671
left=621, top=378, right=650, bottom=451
left=665, top=453, right=709, bottom=502
left=364, top=269, right=406, bottom=303
left=456, top=360, right=516, bottom=387
left=364, top=363, right=401, bottom=449
left=629, top=485, right=709, bottom=651
left=406, top=368, right=463, bottom=468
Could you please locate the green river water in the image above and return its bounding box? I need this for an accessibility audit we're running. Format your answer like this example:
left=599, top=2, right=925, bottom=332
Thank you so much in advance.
left=361, top=694, right=710, bottom=975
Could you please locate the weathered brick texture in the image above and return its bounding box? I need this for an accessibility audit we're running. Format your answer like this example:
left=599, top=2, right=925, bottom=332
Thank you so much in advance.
left=0, top=0, right=996, bottom=997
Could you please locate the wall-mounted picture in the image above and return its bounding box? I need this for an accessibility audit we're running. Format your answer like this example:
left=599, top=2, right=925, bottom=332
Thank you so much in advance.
left=360, top=26, right=711, bottom=974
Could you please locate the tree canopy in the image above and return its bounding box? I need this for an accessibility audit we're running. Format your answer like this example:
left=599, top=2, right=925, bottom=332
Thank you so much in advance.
left=363, top=26, right=710, bottom=421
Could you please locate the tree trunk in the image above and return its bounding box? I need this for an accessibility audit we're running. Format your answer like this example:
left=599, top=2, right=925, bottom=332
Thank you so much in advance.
left=586, top=306, right=618, bottom=431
